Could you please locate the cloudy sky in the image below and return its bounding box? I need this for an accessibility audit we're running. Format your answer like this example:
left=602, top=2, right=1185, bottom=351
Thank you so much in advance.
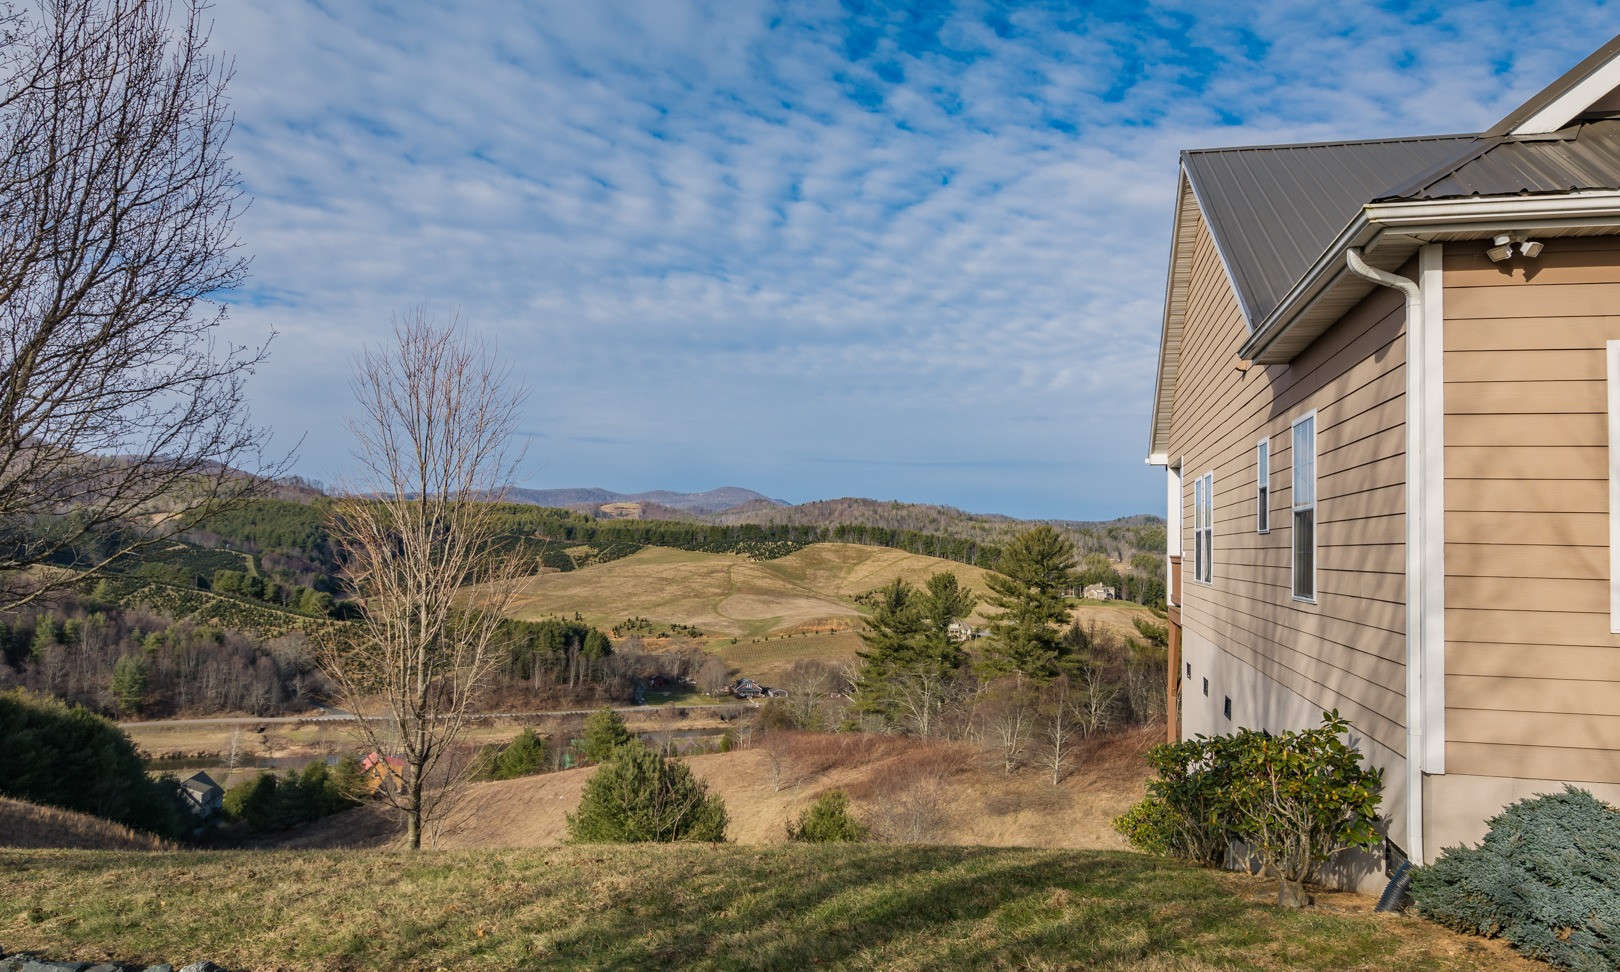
left=209, top=1, right=1612, bottom=519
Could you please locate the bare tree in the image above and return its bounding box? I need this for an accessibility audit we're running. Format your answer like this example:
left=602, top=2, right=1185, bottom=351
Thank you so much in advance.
left=1037, top=675, right=1079, bottom=786
left=1075, top=662, right=1122, bottom=738
left=781, top=658, right=843, bottom=730
left=320, top=310, right=529, bottom=849
left=977, top=675, right=1035, bottom=775
left=0, top=0, right=280, bottom=610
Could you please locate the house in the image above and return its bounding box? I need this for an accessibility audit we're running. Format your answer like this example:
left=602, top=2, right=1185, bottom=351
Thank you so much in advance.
left=177, top=771, right=223, bottom=818
left=946, top=620, right=976, bottom=642
left=1081, top=584, right=1117, bottom=601
left=1147, top=34, right=1620, bottom=887
left=359, top=752, right=406, bottom=796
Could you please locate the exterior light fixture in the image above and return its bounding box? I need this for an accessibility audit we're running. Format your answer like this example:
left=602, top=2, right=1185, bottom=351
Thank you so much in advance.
left=1486, top=233, right=1546, bottom=262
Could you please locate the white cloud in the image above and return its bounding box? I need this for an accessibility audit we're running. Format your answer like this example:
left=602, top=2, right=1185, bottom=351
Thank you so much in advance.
left=207, top=0, right=1614, bottom=516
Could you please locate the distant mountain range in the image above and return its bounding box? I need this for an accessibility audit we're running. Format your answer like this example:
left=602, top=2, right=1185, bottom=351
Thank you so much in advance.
left=503, top=486, right=785, bottom=515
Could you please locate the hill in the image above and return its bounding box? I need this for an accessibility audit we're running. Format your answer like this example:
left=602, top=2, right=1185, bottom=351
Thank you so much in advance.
left=707, top=497, right=1164, bottom=562
left=504, top=485, right=782, bottom=514
left=502, top=541, right=1160, bottom=682
left=0, top=846, right=1526, bottom=969
left=0, top=797, right=170, bottom=850
left=507, top=542, right=996, bottom=640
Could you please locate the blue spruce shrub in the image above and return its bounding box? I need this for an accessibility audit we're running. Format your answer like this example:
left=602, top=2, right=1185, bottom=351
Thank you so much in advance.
left=1411, top=787, right=1620, bottom=969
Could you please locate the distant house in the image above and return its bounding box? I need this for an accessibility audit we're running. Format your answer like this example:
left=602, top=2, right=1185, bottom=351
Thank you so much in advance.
left=1081, top=584, right=1117, bottom=601
left=178, top=771, right=223, bottom=818
left=946, top=620, right=976, bottom=642
left=360, top=752, right=406, bottom=796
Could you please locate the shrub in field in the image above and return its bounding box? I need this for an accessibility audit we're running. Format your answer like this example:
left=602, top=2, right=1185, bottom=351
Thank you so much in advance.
left=0, top=689, right=184, bottom=837
left=1411, top=787, right=1620, bottom=969
left=580, top=707, right=633, bottom=764
left=567, top=741, right=727, bottom=843
left=787, top=790, right=869, bottom=843
left=1112, top=796, right=1181, bottom=857
left=472, top=728, right=551, bottom=781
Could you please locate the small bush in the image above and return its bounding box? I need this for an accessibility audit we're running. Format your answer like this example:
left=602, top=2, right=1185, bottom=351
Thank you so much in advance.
left=1125, top=711, right=1383, bottom=907
left=1113, top=796, right=1181, bottom=857
left=472, top=728, right=551, bottom=781
left=567, top=741, right=727, bottom=843
left=580, top=707, right=633, bottom=764
left=787, top=790, right=869, bottom=843
left=1411, top=787, right=1620, bottom=969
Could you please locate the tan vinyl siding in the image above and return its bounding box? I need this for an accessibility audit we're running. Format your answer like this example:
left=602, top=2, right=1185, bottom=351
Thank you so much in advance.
left=1442, top=236, right=1620, bottom=783
left=1167, top=205, right=1408, bottom=754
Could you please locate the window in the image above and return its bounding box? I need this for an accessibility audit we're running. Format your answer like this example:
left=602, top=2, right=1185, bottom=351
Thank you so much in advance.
left=1202, top=677, right=1209, bottom=697
left=1193, top=471, right=1213, bottom=583
left=1292, top=413, right=1316, bottom=601
left=1256, top=438, right=1270, bottom=533
left=1223, top=696, right=1232, bottom=720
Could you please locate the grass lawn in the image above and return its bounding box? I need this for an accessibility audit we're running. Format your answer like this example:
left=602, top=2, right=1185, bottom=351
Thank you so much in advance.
left=0, top=845, right=1519, bottom=970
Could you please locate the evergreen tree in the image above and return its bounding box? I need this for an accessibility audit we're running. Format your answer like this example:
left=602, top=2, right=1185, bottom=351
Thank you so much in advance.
left=110, top=654, right=151, bottom=715
left=567, top=741, right=727, bottom=843
left=978, top=526, right=1079, bottom=681
left=581, top=706, right=633, bottom=764
left=851, top=578, right=925, bottom=721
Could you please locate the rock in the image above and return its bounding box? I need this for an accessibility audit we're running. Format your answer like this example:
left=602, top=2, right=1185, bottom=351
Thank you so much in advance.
left=177, top=963, right=225, bottom=972
left=18, top=961, right=88, bottom=972
left=141, top=966, right=173, bottom=972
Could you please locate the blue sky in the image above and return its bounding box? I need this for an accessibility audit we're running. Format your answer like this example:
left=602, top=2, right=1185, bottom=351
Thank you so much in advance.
left=211, top=1, right=1612, bottom=519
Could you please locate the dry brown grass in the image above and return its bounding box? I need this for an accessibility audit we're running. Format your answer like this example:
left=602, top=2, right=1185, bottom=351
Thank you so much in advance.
left=266, top=725, right=1161, bottom=853
left=0, top=798, right=172, bottom=850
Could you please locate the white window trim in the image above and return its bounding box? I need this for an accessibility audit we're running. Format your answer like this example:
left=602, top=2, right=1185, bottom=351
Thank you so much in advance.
left=1609, top=341, right=1620, bottom=632
left=1290, top=411, right=1317, bottom=605
left=1192, top=470, right=1214, bottom=585
left=1256, top=436, right=1270, bottom=534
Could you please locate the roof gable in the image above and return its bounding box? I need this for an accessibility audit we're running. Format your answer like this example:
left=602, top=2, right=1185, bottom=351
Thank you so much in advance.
left=1487, top=34, right=1620, bottom=137
left=1181, top=135, right=1477, bottom=326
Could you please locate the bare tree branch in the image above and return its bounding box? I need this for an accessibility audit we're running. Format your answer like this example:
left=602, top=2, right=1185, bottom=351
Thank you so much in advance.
left=0, top=0, right=283, bottom=609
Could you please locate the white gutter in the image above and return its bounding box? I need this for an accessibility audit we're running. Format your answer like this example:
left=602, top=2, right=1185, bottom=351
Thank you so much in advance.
left=1344, top=246, right=1428, bottom=867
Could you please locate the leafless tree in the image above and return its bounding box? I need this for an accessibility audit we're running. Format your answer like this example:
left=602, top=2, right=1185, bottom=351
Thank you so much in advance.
left=1075, top=662, right=1122, bottom=738
left=977, top=675, right=1036, bottom=775
left=320, top=310, right=530, bottom=849
left=1037, top=675, right=1079, bottom=786
left=0, top=0, right=281, bottom=610
left=781, top=658, right=843, bottom=730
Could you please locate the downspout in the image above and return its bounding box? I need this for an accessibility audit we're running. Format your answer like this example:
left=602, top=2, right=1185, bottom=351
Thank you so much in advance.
left=1344, top=246, right=1426, bottom=867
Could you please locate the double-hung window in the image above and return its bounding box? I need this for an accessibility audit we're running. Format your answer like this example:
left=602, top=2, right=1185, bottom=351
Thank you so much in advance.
left=1193, top=471, right=1213, bottom=583
left=1291, top=414, right=1316, bottom=601
left=1256, top=438, right=1270, bottom=534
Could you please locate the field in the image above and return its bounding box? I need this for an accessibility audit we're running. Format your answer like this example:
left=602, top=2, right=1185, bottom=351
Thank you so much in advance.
left=502, top=542, right=1162, bottom=682
left=0, top=845, right=1526, bottom=970
left=0, top=798, right=172, bottom=851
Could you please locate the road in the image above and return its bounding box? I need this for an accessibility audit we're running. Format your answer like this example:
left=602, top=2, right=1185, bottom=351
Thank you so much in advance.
left=119, top=701, right=752, bottom=729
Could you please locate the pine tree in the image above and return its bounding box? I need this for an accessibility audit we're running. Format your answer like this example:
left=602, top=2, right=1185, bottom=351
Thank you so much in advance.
left=581, top=706, right=633, bottom=764
left=978, top=526, right=1079, bottom=681
left=567, top=741, right=727, bottom=843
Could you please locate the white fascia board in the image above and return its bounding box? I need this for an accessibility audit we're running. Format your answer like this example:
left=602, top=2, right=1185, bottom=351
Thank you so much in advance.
left=1146, top=452, right=1169, bottom=466
left=1513, top=58, right=1620, bottom=135
left=1364, top=191, right=1620, bottom=229
left=1609, top=340, right=1620, bottom=634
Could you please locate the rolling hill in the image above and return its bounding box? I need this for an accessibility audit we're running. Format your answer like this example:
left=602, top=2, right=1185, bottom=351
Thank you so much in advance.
left=504, top=485, right=782, bottom=514
left=505, top=542, right=996, bottom=641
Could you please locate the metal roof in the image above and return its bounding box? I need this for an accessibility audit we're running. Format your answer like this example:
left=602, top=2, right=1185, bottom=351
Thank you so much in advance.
left=1181, top=135, right=1478, bottom=325
left=1378, top=119, right=1620, bottom=201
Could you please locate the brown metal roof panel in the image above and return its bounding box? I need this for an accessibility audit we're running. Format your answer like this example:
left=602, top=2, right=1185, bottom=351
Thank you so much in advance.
left=1182, top=135, right=1479, bottom=323
left=1390, top=121, right=1620, bottom=199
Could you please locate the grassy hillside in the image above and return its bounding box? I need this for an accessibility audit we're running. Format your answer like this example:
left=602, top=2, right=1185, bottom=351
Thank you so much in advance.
left=0, top=797, right=171, bottom=851
left=503, top=542, right=1161, bottom=682
left=0, top=845, right=1525, bottom=970
left=506, top=543, right=997, bottom=641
